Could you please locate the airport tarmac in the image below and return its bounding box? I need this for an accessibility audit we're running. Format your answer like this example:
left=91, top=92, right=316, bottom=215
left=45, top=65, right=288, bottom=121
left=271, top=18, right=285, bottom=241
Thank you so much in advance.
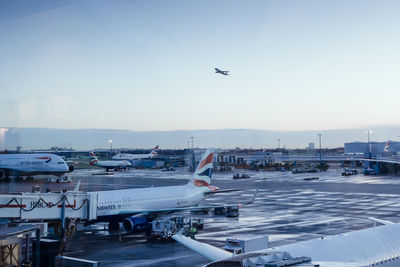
left=3, top=168, right=400, bottom=266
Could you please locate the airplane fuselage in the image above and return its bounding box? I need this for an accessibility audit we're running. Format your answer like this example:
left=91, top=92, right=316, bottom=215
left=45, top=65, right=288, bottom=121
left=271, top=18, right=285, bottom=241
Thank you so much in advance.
left=92, top=160, right=130, bottom=169
left=215, top=68, right=229, bottom=75
left=0, top=154, right=69, bottom=177
left=92, top=183, right=207, bottom=220
left=112, top=153, right=152, bottom=160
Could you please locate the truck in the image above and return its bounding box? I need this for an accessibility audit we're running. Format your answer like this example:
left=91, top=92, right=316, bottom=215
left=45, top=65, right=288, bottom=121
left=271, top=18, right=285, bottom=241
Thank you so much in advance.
left=150, top=217, right=204, bottom=240
left=341, top=168, right=358, bottom=176
left=223, top=235, right=269, bottom=254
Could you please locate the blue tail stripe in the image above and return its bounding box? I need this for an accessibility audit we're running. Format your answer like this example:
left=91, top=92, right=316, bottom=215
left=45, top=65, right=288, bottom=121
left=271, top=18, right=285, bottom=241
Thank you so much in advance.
left=198, top=168, right=212, bottom=179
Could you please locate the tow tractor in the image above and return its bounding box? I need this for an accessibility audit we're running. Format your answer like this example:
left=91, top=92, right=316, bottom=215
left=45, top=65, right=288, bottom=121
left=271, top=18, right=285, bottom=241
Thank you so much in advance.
left=213, top=205, right=240, bottom=217
left=48, top=176, right=72, bottom=183
left=364, top=168, right=377, bottom=175
left=150, top=217, right=204, bottom=240
left=341, top=168, right=358, bottom=176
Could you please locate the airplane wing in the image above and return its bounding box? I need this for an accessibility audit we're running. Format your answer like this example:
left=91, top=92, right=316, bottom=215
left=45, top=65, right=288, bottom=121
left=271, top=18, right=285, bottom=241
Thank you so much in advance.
left=204, top=188, right=242, bottom=195
left=367, top=217, right=394, bottom=225
left=172, top=234, right=365, bottom=267
left=205, top=187, right=259, bottom=206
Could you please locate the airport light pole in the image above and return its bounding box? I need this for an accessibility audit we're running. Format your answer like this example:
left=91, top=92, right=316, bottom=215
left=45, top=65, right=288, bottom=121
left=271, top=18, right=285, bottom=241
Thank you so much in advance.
left=190, top=136, right=195, bottom=171
left=0, top=128, right=8, bottom=151
left=108, top=140, right=113, bottom=151
left=277, top=138, right=281, bottom=150
left=190, top=136, right=195, bottom=150
left=317, top=133, right=322, bottom=171
left=365, top=130, right=372, bottom=159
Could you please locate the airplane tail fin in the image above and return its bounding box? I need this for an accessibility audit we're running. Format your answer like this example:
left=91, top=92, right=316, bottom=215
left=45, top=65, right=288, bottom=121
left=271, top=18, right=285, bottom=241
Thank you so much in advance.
left=190, top=148, right=215, bottom=190
left=73, top=180, right=81, bottom=192
left=384, top=141, right=390, bottom=152
left=149, top=145, right=159, bottom=158
left=89, top=152, right=98, bottom=165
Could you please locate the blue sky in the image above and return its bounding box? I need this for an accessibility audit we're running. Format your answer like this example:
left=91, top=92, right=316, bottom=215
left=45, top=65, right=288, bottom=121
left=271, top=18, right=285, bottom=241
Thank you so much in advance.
left=1, top=0, right=400, bottom=132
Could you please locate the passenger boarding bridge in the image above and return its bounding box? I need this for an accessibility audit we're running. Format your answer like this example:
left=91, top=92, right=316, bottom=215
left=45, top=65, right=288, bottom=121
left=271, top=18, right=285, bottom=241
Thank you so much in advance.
left=0, top=191, right=97, bottom=221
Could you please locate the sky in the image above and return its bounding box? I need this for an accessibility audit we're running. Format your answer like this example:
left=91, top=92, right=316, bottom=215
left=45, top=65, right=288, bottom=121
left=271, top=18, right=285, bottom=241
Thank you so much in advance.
left=1, top=0, right=400, bottom=133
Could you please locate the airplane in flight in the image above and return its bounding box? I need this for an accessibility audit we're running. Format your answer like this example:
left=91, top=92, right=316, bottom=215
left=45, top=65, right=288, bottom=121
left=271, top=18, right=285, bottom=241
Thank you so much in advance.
left=173, top=217, right=400, bottom=266
left=0, top=153, right=72, bottom=178
left=215, top=68, right=229, bottom=76
left=111, top=145, right=159, bottom=160
left=89, top=148, right=239, bottom=231
left=89, top=152, right=131, bottom=172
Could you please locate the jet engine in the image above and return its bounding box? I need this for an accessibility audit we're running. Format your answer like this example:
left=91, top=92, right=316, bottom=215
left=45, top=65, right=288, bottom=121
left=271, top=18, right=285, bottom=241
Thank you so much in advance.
left=123, top=216, right=150, bottom=233
left=69, top=165, right=75, bottom=172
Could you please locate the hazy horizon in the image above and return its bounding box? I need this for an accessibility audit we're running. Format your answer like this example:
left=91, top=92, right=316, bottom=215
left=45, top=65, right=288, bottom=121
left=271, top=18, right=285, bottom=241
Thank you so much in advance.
left=1, top=126, right=399, bottom=150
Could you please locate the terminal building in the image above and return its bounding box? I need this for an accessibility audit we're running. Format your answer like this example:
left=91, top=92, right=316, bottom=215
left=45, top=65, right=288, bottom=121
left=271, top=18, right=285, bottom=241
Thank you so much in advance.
left=344, top=141, right=400, bottom=157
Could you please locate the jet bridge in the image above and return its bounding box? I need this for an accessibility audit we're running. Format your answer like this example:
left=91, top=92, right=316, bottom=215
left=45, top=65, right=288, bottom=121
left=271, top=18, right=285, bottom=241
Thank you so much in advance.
left=0, top=191, right=97, bottom=221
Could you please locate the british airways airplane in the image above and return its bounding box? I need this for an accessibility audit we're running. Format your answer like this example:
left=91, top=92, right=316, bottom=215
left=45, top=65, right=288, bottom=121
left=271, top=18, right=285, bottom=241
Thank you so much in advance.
left=89, top=152, right=131, bottom=171
left=0, top=154, right=71, bottom=178
left=111, top=145, right=159, bottom=160
left=89, top=148, right=221, bottom=231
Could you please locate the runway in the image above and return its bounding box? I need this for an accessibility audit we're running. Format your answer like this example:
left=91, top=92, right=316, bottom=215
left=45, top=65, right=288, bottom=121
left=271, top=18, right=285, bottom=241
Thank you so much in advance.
left=2, top=167, right=400, bottom=266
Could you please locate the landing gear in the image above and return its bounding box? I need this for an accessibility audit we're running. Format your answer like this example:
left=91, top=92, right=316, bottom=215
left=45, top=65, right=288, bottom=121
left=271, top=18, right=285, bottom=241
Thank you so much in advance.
left=108, top=221, right=120, bottom=231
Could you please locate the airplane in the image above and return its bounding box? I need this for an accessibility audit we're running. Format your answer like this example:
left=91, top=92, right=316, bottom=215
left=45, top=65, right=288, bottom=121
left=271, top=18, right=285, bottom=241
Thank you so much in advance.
left=0, top=153, right=72, bottom=178
left=173, top=217, right=400, bottom=266
left=215, top=68, right=229, bottom=76
left=88, top=148, right=240, bottom=231
left=89, top=152, right=131, bottom=172
left=111, top=145, right=159, bottom=160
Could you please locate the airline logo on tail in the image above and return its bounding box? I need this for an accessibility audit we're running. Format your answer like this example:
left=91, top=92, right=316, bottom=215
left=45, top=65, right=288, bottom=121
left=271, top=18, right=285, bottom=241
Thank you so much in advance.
left=193, top=149, right=215, bottom=190
left=151, top=145, right=159, bottom=157
left=384, top=141, right=390, bottom=152
left=89, top=152, right=98, bottom=165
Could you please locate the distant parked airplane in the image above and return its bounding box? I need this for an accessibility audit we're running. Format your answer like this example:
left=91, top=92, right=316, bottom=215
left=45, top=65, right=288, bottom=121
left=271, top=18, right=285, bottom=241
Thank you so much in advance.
left=112, top=145, right=159, bottom=160
left=89, top=152, right=131, bottom=172
left=215, top=68, right=229, bottom=76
